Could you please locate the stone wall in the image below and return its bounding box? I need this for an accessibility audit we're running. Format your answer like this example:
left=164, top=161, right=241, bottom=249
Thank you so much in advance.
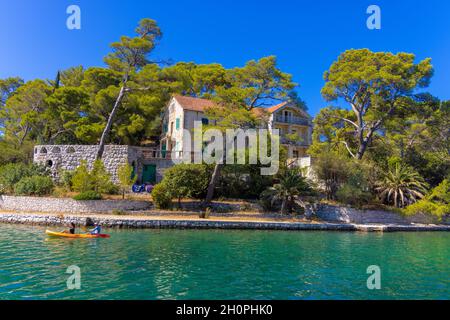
left=33, top=144, right=176, bottom=184
left=315, top=205, right=449, bottom=225
left=1, top=213, right=449, bottom=232
left=0, top=195, right=151, bottom=214
left=33, top=145, right=136, bottom=183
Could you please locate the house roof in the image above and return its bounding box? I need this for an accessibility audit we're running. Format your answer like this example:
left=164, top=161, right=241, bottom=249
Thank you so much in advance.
left=173, top=95, right=216, bottom=112
left=172, top=95, right=309, bottom=118
left=266, top=101, right=310, bottom=118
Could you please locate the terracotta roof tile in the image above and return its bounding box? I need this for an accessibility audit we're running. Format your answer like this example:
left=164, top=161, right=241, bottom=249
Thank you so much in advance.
left=173, top=95, right=216, bottom=112
left=172, top=95, right=309, bottom=118
left=266, top=102, right=288, bottom=113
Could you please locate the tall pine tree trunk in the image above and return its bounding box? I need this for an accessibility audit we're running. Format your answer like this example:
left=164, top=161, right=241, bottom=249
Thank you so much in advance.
left=204, top=163, right=223, bottom=204
left=96, top=85, right=126, bottom=160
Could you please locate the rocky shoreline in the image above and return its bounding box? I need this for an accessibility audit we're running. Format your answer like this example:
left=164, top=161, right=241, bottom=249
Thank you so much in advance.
left=1, top=212, right=449, bottom=233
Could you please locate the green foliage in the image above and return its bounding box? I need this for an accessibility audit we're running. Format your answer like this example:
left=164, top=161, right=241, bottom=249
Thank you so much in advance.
left=104, top=18, right=162, bottom=72
left=336, top=184, right=372, bottom=208
left=71, top=160, right=116, bottom=195
left=91, top=160, right=115, bottom=194
left=319, top=49, right=433, bottom=160
left=14, top=175, right=54, bottom=196
left=0, top=163, right=30, bottom=193
left=403, top=179, right=450, bottom=219
left=58, top=169, right=75, bottom=191
left=0, top=163, right=50, bottom=194
left=162, top=164, right=211, bottom=205
left=71, top=161, right=93, bottom=193
left=376, top=164, right=428, bottom=208
left=151, top=182, right=172, bottom=209
left=312, top=150, right=352, bottom=200
left=73, top=190, right=102, bottom=200
left=260, top=168, right=313, bottom=214
left=0, top=141, right=29, bottom=165
left=216, top=164, right=273, bottom=199
left=117, top=163, right=137, bottom=198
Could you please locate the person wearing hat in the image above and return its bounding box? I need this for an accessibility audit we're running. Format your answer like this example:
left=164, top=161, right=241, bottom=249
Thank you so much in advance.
left=88, top=223, right=102, bottom=235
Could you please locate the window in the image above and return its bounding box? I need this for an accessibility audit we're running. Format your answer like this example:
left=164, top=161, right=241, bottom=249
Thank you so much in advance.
left=201, top=118, right=209, bottom=125
left=176, top=118, right=180, bottom=130
left=170, top=122, right=174, bottom=134
left=163, top=123, right=168, bottom=133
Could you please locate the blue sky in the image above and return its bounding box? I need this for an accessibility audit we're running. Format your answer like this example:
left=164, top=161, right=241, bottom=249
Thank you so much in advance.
left=0, top=0, right=449, bottom=115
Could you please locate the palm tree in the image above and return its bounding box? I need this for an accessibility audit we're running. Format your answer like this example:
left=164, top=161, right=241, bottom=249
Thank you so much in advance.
left=262, top=168, right=312, bottom=214
left=376, top=164, right=428, bottom=208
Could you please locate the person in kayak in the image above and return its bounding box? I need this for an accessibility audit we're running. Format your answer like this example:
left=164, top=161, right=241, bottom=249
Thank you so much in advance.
left=62, top=223, right=76, bottom=234
left=89, top=223, right=102, bottom=235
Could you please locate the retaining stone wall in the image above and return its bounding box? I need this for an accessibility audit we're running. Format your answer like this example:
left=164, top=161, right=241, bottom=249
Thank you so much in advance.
left=0, top=195, right=151, bottom=214
left=1, top=213, right=449, bottom=232
left=315, top=205, right=449, bottom=225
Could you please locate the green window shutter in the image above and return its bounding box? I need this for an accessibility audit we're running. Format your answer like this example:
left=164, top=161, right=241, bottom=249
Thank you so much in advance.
left=176, top=118, right=180, bottom=130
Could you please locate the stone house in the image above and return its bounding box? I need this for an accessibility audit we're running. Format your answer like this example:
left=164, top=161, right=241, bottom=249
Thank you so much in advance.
left=161, top=95, right=313, bottom=164
left=34, top=95, right=313, bottom=184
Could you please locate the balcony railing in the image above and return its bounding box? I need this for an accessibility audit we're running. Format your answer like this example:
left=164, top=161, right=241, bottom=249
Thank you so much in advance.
left=279, top=137, right=310, bottom=146
left=141, top=149, right=202, bottom=161
left=274, top=115, right=310, bottom=126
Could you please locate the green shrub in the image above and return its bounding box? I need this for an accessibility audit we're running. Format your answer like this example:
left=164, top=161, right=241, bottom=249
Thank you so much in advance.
left=71, top=161, right=93, bottom=193
left=71, top=160, right=117, bottom=195
left=117, top=163, right=137, bottom=199
left=336, top=183, right=372, bottom=208
left=0, top=163, right=31, bottom=193
left=151, top=183, right=172, bottom=209
left=58, top=169, right=75, bottom=191
left=403, top=179, right=450, bottom=219
left=91, top=160, right=115, bottom=194
left=73, top=190, right=102, bottom=200
left=216, top=164, right=273, bottom=199
left=162, top=164, right=211, bottom=206
left=259, top=189, right=278, bottom=212
left=14, top=175, right=54, bottom=196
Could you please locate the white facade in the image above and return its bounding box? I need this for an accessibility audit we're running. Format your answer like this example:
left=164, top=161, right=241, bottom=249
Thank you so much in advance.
left=160, top=96, right=313, bottom=165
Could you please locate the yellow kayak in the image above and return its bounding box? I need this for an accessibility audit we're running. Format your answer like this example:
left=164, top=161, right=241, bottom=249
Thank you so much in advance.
left=45, top=230, right=110, bottom=239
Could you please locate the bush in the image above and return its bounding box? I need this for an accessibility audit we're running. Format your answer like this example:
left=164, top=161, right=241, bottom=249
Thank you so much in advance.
left=151, top=183, right=172, bottom=209
left=14, top=175, right=54, bottom=196
left=58, top=169, right=75, bottom=191
left=71, top=161, right=93, bottom=193
left=0, top=163, right=31, bottom=193
left=216, top=164, right=273, bottom=199
left=73, top=190, right=102, bottom=200
left=162, top=164, right=211, bottom=205
left=117, top=163, right=137, bottom=199
left=259, top=189, right=278, bottom=212
left=71, top=160, right=117, bottom=195
left=312, top=151, right=353, bottom=200
left=91, top=160, right=115, bottom=194
left=403, top=179, right=450, bottom=220
left=336, top=183, right=372, bottom=208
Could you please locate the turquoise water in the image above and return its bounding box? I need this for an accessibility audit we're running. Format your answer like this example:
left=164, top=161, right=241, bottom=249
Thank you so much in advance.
left=0, top=223, right=448, bottom=300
